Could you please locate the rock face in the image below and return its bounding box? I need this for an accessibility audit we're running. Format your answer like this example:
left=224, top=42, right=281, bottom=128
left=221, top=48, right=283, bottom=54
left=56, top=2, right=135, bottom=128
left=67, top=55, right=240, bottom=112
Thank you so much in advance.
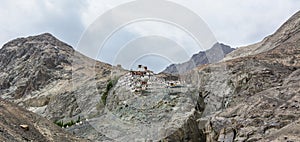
left=0, top=98, right=86, bottom=142
left=0, top=33, right=73, bottom=99
left=162, top=43, right=235, bottom=74
left=187, top=10, right=300, bottom=141
left=0, top=33, right=121, bottom=141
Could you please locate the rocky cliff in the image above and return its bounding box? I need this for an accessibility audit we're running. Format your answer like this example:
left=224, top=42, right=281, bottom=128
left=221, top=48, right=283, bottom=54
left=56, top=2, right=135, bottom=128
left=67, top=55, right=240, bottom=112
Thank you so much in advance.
left=162, top=43, right=235, bottom=74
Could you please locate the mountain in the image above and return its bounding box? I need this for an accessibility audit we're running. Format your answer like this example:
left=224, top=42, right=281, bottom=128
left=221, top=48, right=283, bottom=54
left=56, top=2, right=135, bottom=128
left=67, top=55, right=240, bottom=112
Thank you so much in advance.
left=0, top=10, right=299, bottom=142
left=162, top=43, right=235, bottom=74
left=185, top=10, right=300, bottom=141
left=0, top=33, right=117, bottom=140
left=0, top=98, right=86, bottom=142
left=0, top=33, right=114, bottom=122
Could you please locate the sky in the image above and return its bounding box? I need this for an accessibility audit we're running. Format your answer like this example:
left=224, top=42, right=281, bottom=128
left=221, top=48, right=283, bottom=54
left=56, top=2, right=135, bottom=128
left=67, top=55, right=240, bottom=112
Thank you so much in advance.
left=1, top=0, right=300, bottom=72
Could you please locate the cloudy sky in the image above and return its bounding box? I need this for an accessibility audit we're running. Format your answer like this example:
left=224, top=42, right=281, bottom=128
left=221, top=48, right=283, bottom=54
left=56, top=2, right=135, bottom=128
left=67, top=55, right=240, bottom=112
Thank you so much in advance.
left=1, top=0, right=300, bottom=72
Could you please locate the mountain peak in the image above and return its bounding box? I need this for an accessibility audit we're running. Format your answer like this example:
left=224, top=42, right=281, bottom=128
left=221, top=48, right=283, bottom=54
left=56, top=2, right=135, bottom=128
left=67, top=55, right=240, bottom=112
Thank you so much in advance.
left=162, top=43, right=235, bottom=74
left=2, top=33, right=72, bottom=50
left=0, top=33, right=75, bottom=99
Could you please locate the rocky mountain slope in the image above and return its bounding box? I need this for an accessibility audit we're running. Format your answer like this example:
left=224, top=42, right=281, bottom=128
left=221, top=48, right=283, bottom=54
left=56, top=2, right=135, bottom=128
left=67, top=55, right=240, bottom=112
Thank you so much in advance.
left=0, top=33, right=117, bottom=140
left=162, top=43, right=234, bottom=74
left=0, top=33, right=113, bottom=122
left=184, top=11, right=300, bottom=141
left=0, top=98, right=86, bottom=142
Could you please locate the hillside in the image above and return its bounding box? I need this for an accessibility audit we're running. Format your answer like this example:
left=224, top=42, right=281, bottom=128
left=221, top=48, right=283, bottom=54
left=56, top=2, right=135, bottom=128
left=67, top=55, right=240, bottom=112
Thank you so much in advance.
left=0, top=33, right=114, bottom=121
left=0, top=98, right=86, bottom=142
left=0, top=33, right=116, bottom=140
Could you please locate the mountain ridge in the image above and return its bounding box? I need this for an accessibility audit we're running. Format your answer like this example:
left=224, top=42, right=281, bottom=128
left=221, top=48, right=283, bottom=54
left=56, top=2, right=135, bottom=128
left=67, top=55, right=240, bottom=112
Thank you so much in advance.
left=162, top=42, right=235, bottom=74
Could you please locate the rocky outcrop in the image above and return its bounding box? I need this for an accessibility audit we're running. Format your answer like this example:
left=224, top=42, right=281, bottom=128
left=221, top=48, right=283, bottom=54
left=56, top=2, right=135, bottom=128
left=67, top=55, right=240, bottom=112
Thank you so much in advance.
left=87, top=72, right=205, bottom=141
left=203, top=75, right=300, bottom=141
left=0, top=98, right=86, bottom=142
left=162, top=43, right=234, bottom=74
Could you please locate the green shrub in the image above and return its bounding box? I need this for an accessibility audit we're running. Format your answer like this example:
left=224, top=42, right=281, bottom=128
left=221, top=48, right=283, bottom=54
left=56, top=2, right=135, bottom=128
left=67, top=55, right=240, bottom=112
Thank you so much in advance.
left=101, top=91, right=109, bottom=105
left=54, top=120, right=64, bottom=127
left=54, top=116, right=81, bottom=128
left=63, top=120, right=75, bottom=128
left=101, top=78, right=118, bottom=105
left=76, top=116, right=81, bottom=123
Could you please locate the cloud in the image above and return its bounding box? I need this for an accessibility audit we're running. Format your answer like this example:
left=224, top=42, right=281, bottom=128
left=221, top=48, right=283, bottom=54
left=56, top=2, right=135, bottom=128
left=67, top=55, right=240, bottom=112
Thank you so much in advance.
left=1, top=0, right=299, bottom=48
left=0, top=0, right=299, bottom=72
left=80, top=0, right=130, bottom=28
left=98, top=21, right=202, bottom=64
left=112, top=36, right=190, bottom=72
left=78, top=0, right=300, bottom=48
left=0, top=0, right=86, bottom=47
left=76, top=0, right=219, bottom=72
left=180, top=0, right=300, bottom=47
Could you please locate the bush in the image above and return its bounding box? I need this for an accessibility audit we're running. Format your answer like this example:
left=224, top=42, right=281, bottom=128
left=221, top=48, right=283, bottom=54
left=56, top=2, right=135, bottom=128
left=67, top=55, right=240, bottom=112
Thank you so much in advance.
left=54, top=116, right=81, bottom=128
left=76, top=116, right=81, bottom=123
left=101, top=78, right=118, bottom=105
left=54, top=120, right=64, bottom=127
left=63, top=120, right=75, bottom=128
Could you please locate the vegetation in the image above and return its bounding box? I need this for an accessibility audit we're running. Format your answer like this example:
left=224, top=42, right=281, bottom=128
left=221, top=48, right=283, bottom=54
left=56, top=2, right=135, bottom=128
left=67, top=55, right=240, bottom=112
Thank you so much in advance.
left=101, top=77, right=118, bottom=105
left=54, top=120, right=64, bottom=127
left=54, top=116, right=81, bottom=128
left=76, top=116, right=81, bottom=123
